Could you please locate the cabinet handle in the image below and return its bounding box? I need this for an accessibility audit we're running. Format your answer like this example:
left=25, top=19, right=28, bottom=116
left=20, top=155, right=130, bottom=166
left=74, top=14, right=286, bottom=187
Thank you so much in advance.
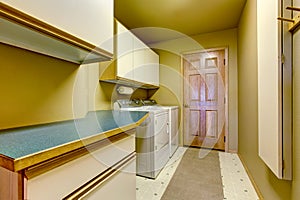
left=62, top=152, right=135, bottom=200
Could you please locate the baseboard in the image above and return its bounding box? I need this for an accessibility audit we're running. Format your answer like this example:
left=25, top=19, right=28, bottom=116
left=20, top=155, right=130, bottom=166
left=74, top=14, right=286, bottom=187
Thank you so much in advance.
left=238, top=154, right=264, bottom=200
left=228, top=149, right=238, bottom=153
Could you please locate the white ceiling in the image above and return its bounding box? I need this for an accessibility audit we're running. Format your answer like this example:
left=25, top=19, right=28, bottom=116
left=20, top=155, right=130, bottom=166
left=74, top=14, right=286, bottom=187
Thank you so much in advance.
left=115, top=0, right=247, bottom=44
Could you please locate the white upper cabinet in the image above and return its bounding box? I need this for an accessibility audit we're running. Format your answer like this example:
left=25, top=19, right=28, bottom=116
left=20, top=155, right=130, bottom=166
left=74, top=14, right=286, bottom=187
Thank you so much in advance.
left=133, top=36, right=147, bottom=83
left=143, top=48, right=159, bottom=86
left=116, top=20, right=134, bottom=80
left=257, top=0, right=280, bottom=178
left=115, top=20, right=159, bottom=87
left=134, top=45, right=159, bottom=86
left=257, top=0, right=292, bottom=180
left=2, top=0, right=113, bottom=54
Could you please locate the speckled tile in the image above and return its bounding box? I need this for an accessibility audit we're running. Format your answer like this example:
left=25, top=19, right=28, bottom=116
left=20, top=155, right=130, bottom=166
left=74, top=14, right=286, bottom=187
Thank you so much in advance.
left=219, top=152, right=259, bottom=200
left=136, top=147, right=187, bottom=200
left=137, top=148, right=260, bottom=200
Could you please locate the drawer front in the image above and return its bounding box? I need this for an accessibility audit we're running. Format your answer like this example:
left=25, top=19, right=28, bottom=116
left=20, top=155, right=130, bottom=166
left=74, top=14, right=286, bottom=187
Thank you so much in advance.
left=76, top=157, right=136, bottom=200
left=26, top=133, right=135, bottom=200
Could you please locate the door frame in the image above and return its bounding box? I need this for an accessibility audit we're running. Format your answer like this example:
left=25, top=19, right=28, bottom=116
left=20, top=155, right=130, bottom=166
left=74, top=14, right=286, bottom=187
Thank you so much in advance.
left=180, top=47, right=229, bottom=152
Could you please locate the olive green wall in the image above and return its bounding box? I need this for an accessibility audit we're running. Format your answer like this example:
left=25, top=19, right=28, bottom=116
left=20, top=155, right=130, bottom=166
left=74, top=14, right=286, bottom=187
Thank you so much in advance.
left=237, top=0, right=293, bottom=199
left=0, top=44, right=78, bottom=129
left=291, top=4, right=300, bottom=198
left=150, top=28, right=239, bottom=152
left=0, top=43, right=152, bottom=130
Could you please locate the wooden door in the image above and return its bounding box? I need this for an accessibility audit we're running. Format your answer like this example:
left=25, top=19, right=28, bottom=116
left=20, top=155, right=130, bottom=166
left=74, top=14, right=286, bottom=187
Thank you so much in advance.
left=183, top=49, right=227, bottom=150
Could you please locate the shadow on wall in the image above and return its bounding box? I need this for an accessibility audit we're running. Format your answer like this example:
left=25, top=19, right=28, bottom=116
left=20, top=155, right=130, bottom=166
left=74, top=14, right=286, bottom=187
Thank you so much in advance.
left=0, top=43, right=79, bottom=129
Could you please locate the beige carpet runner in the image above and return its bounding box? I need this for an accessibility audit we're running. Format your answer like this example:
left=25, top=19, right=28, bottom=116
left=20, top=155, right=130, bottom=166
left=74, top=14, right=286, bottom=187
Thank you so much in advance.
left=161, top=148, right=224, bottom=200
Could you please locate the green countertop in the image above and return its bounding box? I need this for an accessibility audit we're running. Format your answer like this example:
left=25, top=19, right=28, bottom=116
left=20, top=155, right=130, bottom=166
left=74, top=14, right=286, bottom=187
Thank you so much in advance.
left=0, top=110, right=148, bottom=172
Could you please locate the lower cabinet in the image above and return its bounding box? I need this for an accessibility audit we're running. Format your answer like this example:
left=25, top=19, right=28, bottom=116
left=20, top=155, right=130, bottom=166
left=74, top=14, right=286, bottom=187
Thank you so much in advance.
left=79, top=158, right=136, bottom=200
left=24, top=131, right=136, bottom=200
left=0, top=167, right=21, bottom=200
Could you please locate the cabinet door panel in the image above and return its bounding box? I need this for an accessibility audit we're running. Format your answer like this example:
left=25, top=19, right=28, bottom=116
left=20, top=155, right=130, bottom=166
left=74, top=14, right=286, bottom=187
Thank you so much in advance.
left=257, top=0, right=292, bottom=180
left=144, top=49, right=159, bottom=86
left=133, top=37, right=147, bottom=83
left=115, top=20, right=159, bottom=86
left=116, top=21, right=134, bottom=80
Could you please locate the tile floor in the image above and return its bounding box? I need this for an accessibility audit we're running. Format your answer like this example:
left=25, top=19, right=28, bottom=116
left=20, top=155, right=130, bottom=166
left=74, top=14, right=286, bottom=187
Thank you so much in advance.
left=136, top=147, right=259, bottom=200
left=219, top=151, right=259, bottom=200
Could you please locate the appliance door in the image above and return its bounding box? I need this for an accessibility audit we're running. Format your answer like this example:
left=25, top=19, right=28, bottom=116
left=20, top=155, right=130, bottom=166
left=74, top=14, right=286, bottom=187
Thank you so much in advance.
left=154, top=112, right=169, bottom=150
left=135, top=114, right=155, bottom=178
left=153, top=112, right=169, bottom=178
left=170, top=107, right=179, bottom=157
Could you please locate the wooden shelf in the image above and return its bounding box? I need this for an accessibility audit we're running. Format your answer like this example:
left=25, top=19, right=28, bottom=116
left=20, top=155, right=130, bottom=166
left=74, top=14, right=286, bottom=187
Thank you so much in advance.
left=100, top=78, right=159, bottom=89
left=289, top=13, right=300, bottom=33
left=0, top=3, right=113, bottom=64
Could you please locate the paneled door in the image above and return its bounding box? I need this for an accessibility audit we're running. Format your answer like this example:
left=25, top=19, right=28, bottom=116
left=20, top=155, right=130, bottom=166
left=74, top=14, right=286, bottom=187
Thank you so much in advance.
left=183, top=49, right=227, bottom=150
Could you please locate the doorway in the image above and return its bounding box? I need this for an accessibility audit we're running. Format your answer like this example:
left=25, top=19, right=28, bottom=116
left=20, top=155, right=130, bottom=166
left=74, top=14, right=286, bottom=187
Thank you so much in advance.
left=182, top=48, right=228, bottom=151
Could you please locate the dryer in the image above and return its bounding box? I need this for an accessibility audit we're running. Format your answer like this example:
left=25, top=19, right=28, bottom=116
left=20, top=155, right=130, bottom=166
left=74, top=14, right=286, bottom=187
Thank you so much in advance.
left=140, top=100, right=179, bottom=158
left=160, top=106, right=179, bottom=157
left=114, top=100, right=170, bottom=179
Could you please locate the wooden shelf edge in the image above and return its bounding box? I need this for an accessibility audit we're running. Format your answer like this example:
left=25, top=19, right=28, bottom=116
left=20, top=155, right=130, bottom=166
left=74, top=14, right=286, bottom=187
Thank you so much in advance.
left=99, top=78, right=160, bottom=90
left=0, top=2, right=113, bottom=63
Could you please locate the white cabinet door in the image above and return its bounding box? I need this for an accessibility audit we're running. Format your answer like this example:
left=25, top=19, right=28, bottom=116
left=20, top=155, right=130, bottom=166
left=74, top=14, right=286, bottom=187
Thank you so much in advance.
left=2, top=0, right=113, bottom=53
left=116, top=21, right=134, bottom=80
left=257, top=0, right=292, bottom=180
left=133, top=38, right=159, bottom=86
left=115, top=20, right=159, bottom=86
left=144, top=49, right=159, bottom=86
left=133, top=37, right=147, bottom=83
left=257, top=0, right=280, bottom=178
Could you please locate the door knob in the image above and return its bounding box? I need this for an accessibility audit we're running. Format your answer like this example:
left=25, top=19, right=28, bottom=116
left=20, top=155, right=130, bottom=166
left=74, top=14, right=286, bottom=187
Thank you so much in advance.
left=184, top=104, right=190, bottom=108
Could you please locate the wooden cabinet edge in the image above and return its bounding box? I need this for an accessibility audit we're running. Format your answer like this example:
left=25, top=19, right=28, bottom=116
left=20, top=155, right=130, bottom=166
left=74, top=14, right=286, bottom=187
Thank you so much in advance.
left=0, top=155, right=15, bottom=171
left=0, top=2, right=113, bottom=64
